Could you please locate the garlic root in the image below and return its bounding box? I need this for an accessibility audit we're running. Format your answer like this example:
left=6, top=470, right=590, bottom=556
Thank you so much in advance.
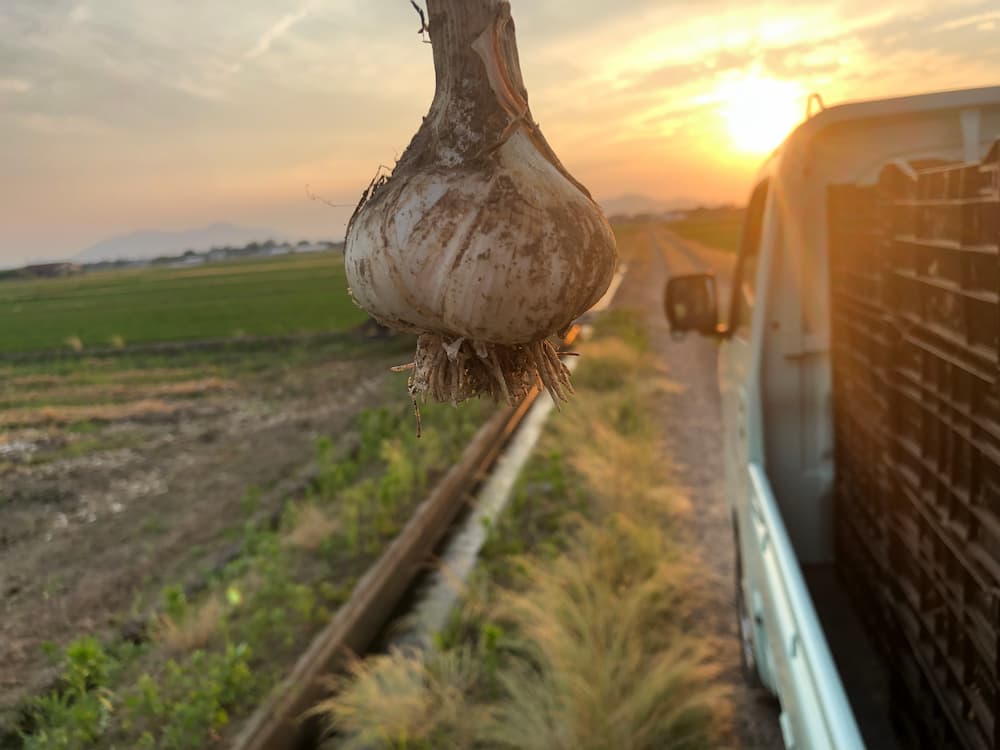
left=398, top=334, right=572, bottom=407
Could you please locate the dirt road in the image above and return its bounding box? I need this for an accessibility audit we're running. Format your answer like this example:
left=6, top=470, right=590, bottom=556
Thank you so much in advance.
left=618, top=223, right=785, bottom=749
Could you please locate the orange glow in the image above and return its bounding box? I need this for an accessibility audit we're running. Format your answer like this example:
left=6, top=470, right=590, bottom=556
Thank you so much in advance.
left=716, top=72, right=805, bottom=155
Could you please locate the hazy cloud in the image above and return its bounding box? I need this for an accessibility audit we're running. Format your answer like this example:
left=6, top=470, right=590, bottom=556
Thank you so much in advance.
left=224, top=0, right=318, bottom=78
left=246, top=2, right=316, bottom=60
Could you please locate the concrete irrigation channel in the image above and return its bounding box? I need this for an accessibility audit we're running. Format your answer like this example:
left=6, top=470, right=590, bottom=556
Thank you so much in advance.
left=229, top=338, right=566, bottom=750
left=232, top=270, right=626, bottom=750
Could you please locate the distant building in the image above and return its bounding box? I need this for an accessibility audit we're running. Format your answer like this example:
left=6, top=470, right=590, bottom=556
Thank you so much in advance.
left=23, top=262, right=81, bottom=278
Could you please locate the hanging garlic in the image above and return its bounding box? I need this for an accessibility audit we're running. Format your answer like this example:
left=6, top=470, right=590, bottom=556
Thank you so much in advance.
left=345, top=0, right=617, bottom=414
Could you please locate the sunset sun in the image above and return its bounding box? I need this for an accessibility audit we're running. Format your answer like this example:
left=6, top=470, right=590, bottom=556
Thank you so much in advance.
left=717, top=72, right=805, bottom=154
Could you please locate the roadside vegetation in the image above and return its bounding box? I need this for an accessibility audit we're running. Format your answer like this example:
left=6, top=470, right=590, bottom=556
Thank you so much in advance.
left=667, top=207, right=745, bottom=252
left=315, top=310, right=728, bottom=749
left=10, top=391, right=492, bottom=750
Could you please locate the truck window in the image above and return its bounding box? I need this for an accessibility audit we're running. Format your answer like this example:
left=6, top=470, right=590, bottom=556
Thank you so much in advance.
left=731, top=180, right=769, bottom=336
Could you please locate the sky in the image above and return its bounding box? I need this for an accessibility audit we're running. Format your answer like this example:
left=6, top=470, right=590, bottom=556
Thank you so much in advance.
left=1, top=1, right=999, bottom=264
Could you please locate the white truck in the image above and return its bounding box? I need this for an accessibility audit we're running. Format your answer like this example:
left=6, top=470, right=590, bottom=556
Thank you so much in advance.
left=665, top=86, right=1000, bottom=749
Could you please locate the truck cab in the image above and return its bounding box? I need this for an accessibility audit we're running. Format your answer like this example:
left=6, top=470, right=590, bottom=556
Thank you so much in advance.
left=665, top=86, right=1000, bottom=749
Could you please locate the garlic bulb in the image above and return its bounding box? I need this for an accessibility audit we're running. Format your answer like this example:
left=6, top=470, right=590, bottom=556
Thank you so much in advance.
left=345, top=0, right=616, bottom=410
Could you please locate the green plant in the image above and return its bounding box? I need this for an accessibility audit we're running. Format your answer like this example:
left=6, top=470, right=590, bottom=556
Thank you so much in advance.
left=20, top=637, right=117, bottom=750
left=161, top=585, right=188, bottom=623
left=315, top=438, right=360, bottom=499
left=240, top=486, right=262, bottom=516
left=479, top=623, right=503, bottom=680
left=124, top=643, right=256, bottom=750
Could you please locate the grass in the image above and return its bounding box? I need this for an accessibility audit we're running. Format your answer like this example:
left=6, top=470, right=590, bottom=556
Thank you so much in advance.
left=153, top=598, right=225, bottom=655
left=666, top=207, right=746, bottom=253
left=284, top=504, right=340, bottom=551
left=318, top=648, right=489, bottom=750
left=315, top=311, right=726, bottom=750
left=0, top=251, right=366, bottom=353
left=14, top=391, right=495, bottom=750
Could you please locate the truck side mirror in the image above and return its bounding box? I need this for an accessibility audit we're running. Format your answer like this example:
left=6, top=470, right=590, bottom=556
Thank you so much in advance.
left=664, top=273, right=719, bottom=336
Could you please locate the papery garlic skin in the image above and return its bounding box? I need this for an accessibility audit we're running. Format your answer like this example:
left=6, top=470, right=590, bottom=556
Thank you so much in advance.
left=345, top=129, right=616, bottom=347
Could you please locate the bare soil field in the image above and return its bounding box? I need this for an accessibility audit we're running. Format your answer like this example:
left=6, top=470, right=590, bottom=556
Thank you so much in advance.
left=0, top=340, right=404, bottom=728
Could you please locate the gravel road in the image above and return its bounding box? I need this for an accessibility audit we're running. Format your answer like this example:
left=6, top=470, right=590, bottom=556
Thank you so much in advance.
left=617, top=223, right=785, bottom=749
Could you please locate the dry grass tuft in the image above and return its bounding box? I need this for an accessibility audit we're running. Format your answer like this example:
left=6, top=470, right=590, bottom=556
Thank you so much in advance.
left=485, top=516, right=725, bottom=750
left=315, top=647, right=490, bottom=750
left=285, top=504, right=340, bottom=551
left=154, top=597, right=224, bottom=654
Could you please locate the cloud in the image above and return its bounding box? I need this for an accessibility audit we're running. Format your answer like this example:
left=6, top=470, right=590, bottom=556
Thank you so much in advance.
left=935, top=9, right=1000, bottom=32
left=224, top=0, right=318, bottom=77
left=246, top=1, right=315, bottom=60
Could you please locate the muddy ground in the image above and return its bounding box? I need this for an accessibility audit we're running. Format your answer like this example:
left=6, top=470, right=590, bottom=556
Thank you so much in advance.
left=0, top=340, right=407, bottom=727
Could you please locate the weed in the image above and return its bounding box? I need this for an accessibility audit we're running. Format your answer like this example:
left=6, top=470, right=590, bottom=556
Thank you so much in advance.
left=240, top=486, right=262, bottom=517
left=161, top=585, right=189, bottom=624
left=41, top=574, right=66, bottom=601
left=590, top=309, right=648, bottom=353
left=139, top=517, right=169, bottom=537
left=154, top=597, right=224, bottom=654
left=60, top=438, right=102, bottom=459
left=315, top=437, right=359, bottom=499
left=65, top=421, right=99, bottom=435
left=122, top=643, right=256, bottom=750
left=20, top=637, right=118, bottom=750
left=315, top=648, right=489, bottom=750
left=285, top=504, right=340, bottom=551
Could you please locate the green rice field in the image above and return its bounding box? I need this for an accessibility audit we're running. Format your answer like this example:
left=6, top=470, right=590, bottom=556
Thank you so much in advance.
left=667, top=207, right=745, bottom=252
left=0, top=252, right=365, bottom=353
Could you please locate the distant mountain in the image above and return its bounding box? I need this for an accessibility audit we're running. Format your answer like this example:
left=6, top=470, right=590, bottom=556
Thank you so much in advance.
left=599, top=194, right=700, bottom=217
left=75, top=222, right=285, bottom=263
